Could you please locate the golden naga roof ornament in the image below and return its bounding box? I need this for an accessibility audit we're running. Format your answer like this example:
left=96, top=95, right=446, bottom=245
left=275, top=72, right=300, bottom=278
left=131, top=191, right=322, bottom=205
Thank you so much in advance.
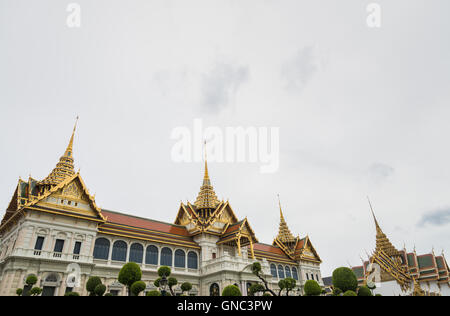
left=39, top=117, right=78, bottom=187
left=368, top=197, right=401, bottom=258
left=194, top=145, right=219, bottom=210
left=275, top=195, right=297, bottom=244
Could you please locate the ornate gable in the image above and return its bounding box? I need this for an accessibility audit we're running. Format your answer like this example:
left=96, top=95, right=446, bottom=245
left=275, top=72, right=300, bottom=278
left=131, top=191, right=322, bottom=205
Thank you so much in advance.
left=32, top=173, right=105, bottom=221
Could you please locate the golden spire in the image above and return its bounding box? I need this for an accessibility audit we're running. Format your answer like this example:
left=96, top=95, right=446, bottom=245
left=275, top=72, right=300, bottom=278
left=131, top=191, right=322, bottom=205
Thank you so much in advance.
left=40, top=117, right=78, bottom=186
left=275, top=194, right=296, bottom=244
left=367, top=197, right=400, bottom=258
left=194, top=141, right=219, bottom=209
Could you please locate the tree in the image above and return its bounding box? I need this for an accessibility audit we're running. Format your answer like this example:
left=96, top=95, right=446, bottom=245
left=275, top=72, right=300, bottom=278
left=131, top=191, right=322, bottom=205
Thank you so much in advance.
left=118, top=262, right=142, bottom=296
left=86, top=276, right=102, bottom=296
left=250, top=262, right=277, bottom=296
left=357, top=286, right=373, bottom=297
left=332, top=267, right=358, bottom=293
left=375, top=294, right=382, bottom=297
left=332, top=287, right=343, bottom=296
left=16, top=288, right=23, bottom=296
left=304, top=280, right=322, bottom=296
left=29, top=287, right=42, bottom=296
left=283, top=278, right=297, bottom=296
left=155, top=266, right=177, bottom=296
left=131, top=281, right=146, bottom=296
left=104, top=293, right=113, bottom=297
left=278, top=279, right=287, bottom=296
left=248, top=284, right=265, bottom=296
left=222, top=285, right=242, bottom=296
left=168, top=277, right=178, bottom=296
left=26, top=275, right=38, bottom=287
left=157, top=266, right=171, bottom=278
left=64, top=292, right=80, bottom=296
left=94, top=284, right=107, bottom=296
left=343, top=290, right=357, bottom=296
left=181, top=282, right=193, bottom=296
left=146, top=290, right=161, bottom=296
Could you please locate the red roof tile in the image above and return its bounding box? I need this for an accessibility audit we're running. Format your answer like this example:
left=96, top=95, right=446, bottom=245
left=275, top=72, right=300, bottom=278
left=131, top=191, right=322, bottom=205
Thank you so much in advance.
left=101, top=210, right=190, bottom=237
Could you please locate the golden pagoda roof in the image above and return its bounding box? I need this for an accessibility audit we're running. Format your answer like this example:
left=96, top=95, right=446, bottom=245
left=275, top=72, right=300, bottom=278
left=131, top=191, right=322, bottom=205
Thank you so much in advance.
left=275, top=196, right=297, bottom=244
left=371, top=207, right=401, bottom=258
left=194, top=160, right=219, bottom=209
left=39, top=118, right=78, bottom=186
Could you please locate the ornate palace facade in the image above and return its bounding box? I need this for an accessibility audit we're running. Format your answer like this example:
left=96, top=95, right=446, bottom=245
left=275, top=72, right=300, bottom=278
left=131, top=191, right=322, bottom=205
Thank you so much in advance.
left=0, top=122, right=323, bottom=296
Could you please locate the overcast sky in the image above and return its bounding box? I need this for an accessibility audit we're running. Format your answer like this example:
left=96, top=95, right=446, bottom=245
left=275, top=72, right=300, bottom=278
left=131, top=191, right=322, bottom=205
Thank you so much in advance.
left=1, top=0, right=450, bottom=276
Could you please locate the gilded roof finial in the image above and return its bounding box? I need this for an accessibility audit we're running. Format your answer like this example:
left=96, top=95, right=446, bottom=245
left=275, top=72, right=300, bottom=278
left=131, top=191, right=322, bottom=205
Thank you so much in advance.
left=367, top=197, right=400, bottom=258
left=39, top=117, right=79, bottom=186
left=194, top=140, right=219, bottom=210
left=275, top=194, right=296, bottom=244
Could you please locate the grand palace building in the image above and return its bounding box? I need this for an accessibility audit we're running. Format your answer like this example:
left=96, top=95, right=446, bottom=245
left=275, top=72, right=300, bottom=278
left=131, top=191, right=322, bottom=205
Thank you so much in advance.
left=0, top=122, right=323, bottom=296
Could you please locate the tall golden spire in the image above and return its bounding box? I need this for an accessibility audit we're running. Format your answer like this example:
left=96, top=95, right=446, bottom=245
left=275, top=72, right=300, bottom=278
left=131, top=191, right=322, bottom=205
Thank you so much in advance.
left=194, top=141, right=219, bottom=209
left=40, top=117, right=78, bottom=186
left=275, top=194, right=296, bottom=244
left=367, top=197, right=400, bottom=258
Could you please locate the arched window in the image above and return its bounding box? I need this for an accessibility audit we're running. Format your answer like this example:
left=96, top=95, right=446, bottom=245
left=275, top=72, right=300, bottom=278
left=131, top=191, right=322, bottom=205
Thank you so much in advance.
left=188, top=252, right=198, bottom=269
left=129, top=243, right=143, bottom=263
left=175, top=250, right=186, bottom=268
left=292, top=267, right=299, bottom=280
left=93, top=238, right=110, bottom=260
left=270, top=264, right=277, bottom=278
left=210, top=283, right=220, bottom=296
left=145, top=245, right=158, bottom=265
left=111, top=241, right=127, bottom=262
left=160, top=247, right=173, bottom=266
left=278, top=265, right=285, bottom=279
left=285, top=266, right=292, bottom=278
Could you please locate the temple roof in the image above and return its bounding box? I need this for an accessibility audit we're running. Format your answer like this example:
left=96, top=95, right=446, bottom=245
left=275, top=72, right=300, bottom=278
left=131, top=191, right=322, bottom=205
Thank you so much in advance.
left=39, top=118, right=78, bottom=186
left=370, top=203, right=401, bottom=258
left=100, top=210, right=199, bottom=249
left=194, top=160, right=219, bottom=209
left=273, top=196, right=297, bottom=245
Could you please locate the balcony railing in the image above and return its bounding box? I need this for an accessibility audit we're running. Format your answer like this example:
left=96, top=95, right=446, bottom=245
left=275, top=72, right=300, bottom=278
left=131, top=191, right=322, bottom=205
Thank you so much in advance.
left=11, top=248, right=92, bottom=263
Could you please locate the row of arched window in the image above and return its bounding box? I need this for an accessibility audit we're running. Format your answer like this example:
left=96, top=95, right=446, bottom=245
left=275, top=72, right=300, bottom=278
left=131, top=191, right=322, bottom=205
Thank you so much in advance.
left=93, top=238, right=198, bottom=269
left=270, top=264, right=299, bottom=280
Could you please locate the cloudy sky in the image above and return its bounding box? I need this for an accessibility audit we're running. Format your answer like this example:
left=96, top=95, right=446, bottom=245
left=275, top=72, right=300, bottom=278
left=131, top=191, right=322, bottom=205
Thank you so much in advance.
left=1, top=0, right=449, bottom=276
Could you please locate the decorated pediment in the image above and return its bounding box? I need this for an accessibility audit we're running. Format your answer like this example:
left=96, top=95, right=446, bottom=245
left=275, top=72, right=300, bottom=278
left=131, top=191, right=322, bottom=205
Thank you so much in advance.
left=297, top=237, right=322, bottom=263
left=32, top=173, right=105, bottom=222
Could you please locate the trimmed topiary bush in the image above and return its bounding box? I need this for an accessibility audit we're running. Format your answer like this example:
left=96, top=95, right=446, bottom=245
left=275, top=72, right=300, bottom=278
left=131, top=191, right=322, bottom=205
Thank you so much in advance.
left=375, top=294, right=382, bottom=297
left=26, top=275, right=38, bottom=287
left=249, top=284, right=265, bottom=296
left=64, top=292, right=80, bottom=296
left=222, top=285, right=242, bottom=296
left=118, top=262, right=142, bottom=295
left=332, top=267, right=358, bottom=293
left=157, top=266, right=171, bottom=277
left=332, top=287, right=343, bottom=296
left=181, top=282, right=193, bottom=295
left=30, top=287, right=42, bottom=296
left=131, top=281, right=146, bottom=296
left=343, top=290, right=357, bottom=296
left=104, top=293, right=113, bottom=296
left=86, top=276, right=102, bottom=294
left=146, top=290, right=161, bottom=296
left=304, top=280, right=322, bottom=296
left=263, top=293, right=272, bottom=297
left=357, top=286, right=373, bottom=297
left=16, top=288, right=23, bottom=296
left=94, top=284, right=107, bottom=296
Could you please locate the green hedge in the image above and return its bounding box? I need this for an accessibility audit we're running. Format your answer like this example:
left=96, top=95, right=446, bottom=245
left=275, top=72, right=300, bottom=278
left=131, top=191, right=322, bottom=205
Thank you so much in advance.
left=222, top=285, right=242, bottom=296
